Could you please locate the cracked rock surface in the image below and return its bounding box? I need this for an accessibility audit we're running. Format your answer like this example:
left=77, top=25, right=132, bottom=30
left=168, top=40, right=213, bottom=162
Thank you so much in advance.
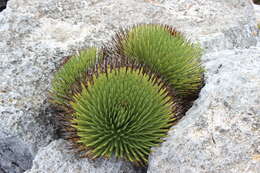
left=0, top=0, right=259, bottom=172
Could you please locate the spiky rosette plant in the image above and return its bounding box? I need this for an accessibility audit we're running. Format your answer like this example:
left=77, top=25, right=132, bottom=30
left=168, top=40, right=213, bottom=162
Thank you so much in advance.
left=50, top=24, right=204, bottom=166
left=107, top=24, right=204, bottom=101
left=50, top=47, right=102, bottom=105
left=55, top=60, right=179, bottom=165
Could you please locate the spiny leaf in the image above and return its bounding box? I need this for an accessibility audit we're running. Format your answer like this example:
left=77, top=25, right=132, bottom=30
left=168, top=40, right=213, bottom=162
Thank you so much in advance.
left=51, top=47, right=102, bottom=105
left=71, top=67, right=177, bottom=165
left=109, top=24, right=204, bottom=101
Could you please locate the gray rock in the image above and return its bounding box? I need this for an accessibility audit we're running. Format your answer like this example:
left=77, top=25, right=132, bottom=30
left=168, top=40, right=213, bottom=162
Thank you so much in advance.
left=25, top=139, right=144, bottom=173
left=0, top=0, right=258, bottom=172
left=147, top=46, right=260, bottom=173
left=0, top=131, right=33, bottom=173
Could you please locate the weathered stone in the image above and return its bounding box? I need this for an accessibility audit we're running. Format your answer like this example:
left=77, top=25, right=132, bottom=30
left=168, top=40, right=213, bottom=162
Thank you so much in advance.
left=25, top=139, right=145, bottom=173
left=147, top=46, right=260, bottom=173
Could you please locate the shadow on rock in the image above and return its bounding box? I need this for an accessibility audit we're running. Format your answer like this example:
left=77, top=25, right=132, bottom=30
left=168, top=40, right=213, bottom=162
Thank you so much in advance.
left=0, top=131, right=33, bottom=173
left=0, top=0, right=8, bottom=12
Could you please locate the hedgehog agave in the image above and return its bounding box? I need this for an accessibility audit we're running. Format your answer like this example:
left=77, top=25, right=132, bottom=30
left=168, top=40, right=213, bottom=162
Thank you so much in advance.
left=50, top=24, right=204, bottom=166
left=50, top=48, right=179, bottom=165
left=108, top=24, right=204, bottom=102
left=51, top=48, right=102, bottom=105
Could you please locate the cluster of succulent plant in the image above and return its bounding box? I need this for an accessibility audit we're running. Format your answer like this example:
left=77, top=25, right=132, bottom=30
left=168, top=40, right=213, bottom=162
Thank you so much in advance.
left=50, top=24, right=204, bottom=165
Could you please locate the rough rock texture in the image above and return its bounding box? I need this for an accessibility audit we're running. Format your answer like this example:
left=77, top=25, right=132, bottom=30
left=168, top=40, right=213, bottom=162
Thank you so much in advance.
left=0, top=0, right=259, bottom=172
left=148, top=46, right=260, bottom=173
left=25, top=139, right=143, bottom=173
